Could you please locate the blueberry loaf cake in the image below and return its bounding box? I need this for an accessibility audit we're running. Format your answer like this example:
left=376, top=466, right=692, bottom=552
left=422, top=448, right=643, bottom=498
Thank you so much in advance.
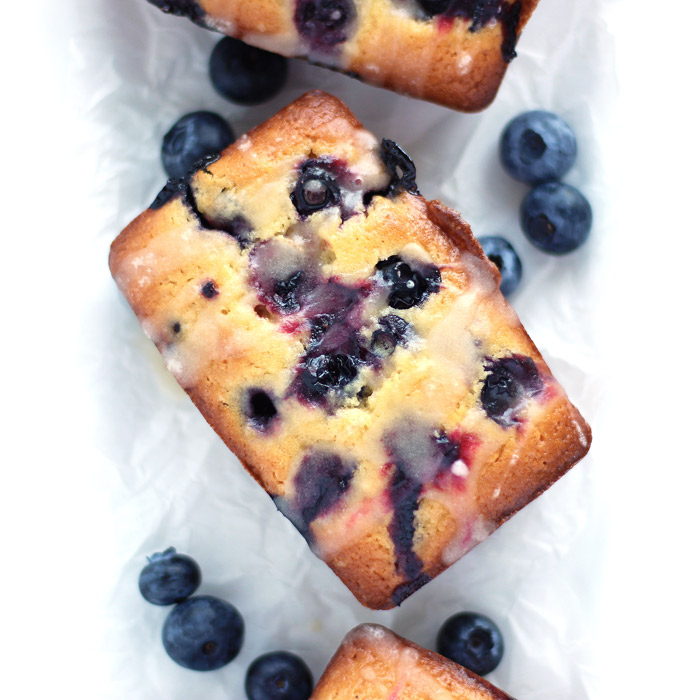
left=311, top=624, right=515, bottom=700
left=145, top=0, right=538, bottom=112
left=110, top=91, right=590, bottom=609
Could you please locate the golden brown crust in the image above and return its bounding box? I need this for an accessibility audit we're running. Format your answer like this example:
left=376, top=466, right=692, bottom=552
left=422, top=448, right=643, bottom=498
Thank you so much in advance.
left=110, top=91, right=590, bottom=610
left=191, top=0, right=540, bottom=112
left=312, top=624, right=516, bottom=700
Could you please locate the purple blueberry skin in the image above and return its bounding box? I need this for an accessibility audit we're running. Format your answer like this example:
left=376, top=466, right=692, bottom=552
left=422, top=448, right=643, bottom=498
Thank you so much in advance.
left=162, top=595, right=244, bottom=671
left=161, top=111, right=234, bottom=180
left=375, top=256, right=441, bottom=310
left=209, top=37, right=288, bottom=106
left=244, top=388, right=278, bottom=431
left=478, top=236, right=522, bottom=297
left=437, top=612, right=505, bottom=676
left=138, top=548, right=201, bottom=606
left=520, top=182, right=592, bottom=255
left=500, top=110, right=578, bottom=185
left=245, top=651, right=314, bottom=700
left=480, top=355, right=542, bottom=426
left=294, top=0, right=356, bottom=52
left=277, top=451, right=356, bottom=543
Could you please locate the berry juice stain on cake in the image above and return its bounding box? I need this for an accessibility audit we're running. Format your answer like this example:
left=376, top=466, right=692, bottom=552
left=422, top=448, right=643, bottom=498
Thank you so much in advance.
left=480, top=355, right=543, bottom=426
left=383, top=420, right=461, bottom=589
left=277, top=451, right=357, bottom=543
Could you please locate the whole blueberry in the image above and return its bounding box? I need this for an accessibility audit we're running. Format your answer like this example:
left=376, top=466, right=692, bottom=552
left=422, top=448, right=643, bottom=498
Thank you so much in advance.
left=161, top=111, right=234, bottom=180
left=162, top=595, right=244, bottom=671
left=245, top=651, right=313, bottom=700
left=478, top=236, right=522, bottom=296
left=381, top=139, right=418, bottom=196
left=520, top=182, right=592, bottom=255
left=138, top=547, right=201, bottom=606
left=209, top=37, right=288, bottom=106
left=437, top=612, right=504, bottom=676
left=500, top=111, right=577, bottom=184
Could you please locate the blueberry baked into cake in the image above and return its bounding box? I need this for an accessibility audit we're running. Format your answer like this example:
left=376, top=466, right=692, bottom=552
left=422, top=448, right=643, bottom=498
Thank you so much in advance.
left=145, top=0, right=539, bottom=112
left=311, top=624, right=514, bottom=700
left=110, top=91, right=590, bottom=609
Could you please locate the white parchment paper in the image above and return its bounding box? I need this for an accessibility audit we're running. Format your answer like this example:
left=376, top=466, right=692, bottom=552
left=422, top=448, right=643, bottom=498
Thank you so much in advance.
left=69, top=0, right=615, bottom=697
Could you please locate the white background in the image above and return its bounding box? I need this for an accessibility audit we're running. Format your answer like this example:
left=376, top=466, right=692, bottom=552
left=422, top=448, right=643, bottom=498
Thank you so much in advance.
left=2, top=0, right=699, bottom=698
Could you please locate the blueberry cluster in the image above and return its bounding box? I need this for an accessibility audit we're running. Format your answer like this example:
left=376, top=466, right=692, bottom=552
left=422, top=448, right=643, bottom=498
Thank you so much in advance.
left=138, top=549, right=314, bottom=697
left=138, top=548, right=244, bottom=671
left=500, top=111, right=592, bottom=255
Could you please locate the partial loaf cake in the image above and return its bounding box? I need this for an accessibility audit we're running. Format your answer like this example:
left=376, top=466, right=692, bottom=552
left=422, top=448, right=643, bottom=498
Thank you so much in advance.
left=311, top=623, right=515, bottom=700
left=145, top=0, right=539, bottom=112
left=109, top=91, right=591, bottom=609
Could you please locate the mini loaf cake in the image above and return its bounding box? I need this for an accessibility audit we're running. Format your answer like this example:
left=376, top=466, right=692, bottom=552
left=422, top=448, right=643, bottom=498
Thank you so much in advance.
left=311, top=623, right=515, bottom=700
left=144, top=0, right=539, bottom=112
left=110, top=91, right=591, bottom=609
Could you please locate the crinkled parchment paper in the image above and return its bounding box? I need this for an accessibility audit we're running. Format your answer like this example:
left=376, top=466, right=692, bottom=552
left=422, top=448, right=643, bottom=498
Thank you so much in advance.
left=70, top=0, right=616, bottom=697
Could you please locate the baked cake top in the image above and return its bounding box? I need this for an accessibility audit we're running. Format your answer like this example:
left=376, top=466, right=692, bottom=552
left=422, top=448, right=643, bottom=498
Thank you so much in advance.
left=110, top=91, right=590, bottom=608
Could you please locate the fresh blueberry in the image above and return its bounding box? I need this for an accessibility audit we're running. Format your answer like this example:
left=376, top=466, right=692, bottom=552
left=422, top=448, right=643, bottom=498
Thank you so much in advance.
left=244, top=388, right=278, bottom=431
left=500, top=111, right=577, bottom=185
left=520, top=182, right=592, bottom=254
left=294, top=0, right=356, bottom=51
left=138, top=547, right=201, bottom=606
left=480, top=355, right=543, bottom=427
left=375, top=256, right=441, bottom=310
left=437, top=612, right=504, bottom=676
left=291, top=160, right=341, bottom=217
left=209, top=37, right=288, bottom=106
left=161, top=111, right=234, bottom=180
left=478, top=236, right=522, bottom=296
left=162, top=595, right=244, bottom=671
left=245, top=651, right=313, bottom=700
